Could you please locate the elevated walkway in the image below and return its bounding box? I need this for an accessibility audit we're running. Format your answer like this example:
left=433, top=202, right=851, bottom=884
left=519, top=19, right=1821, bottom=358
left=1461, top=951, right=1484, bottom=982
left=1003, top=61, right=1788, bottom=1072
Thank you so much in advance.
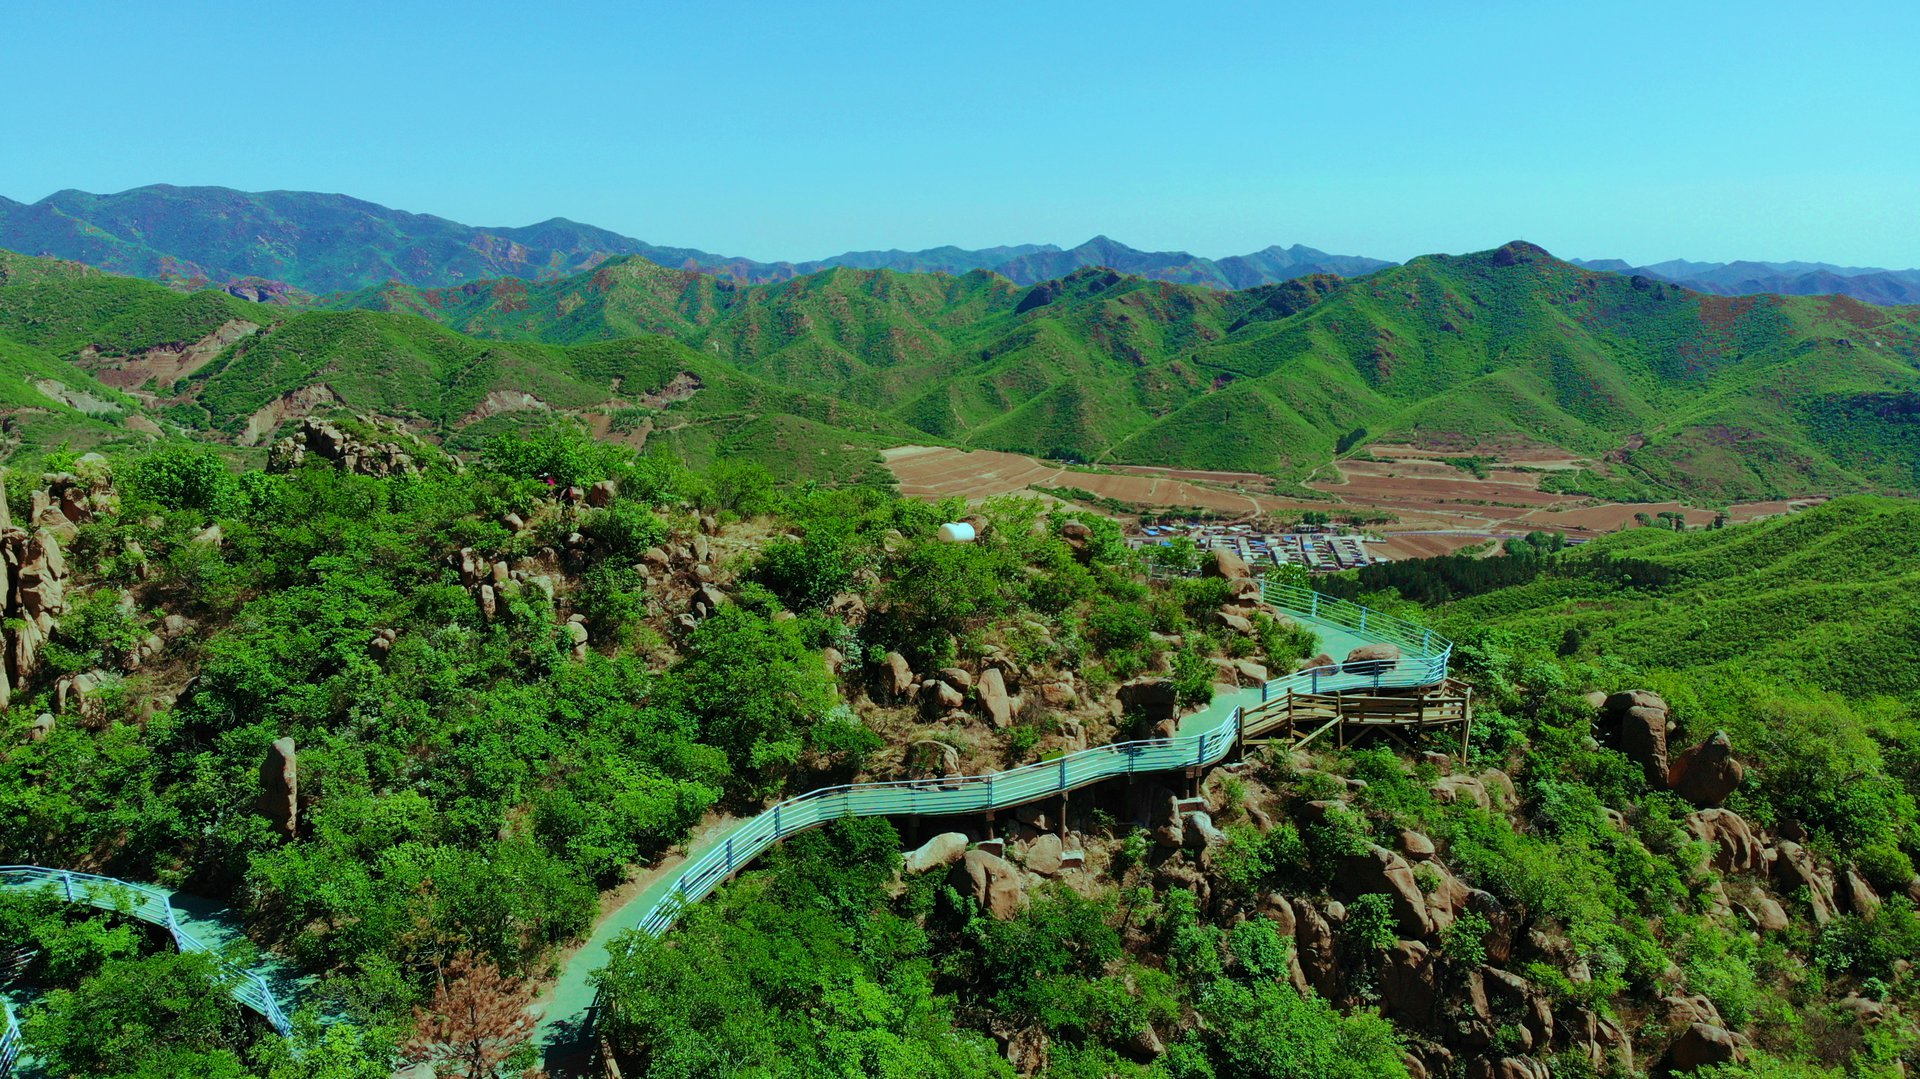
left=539, top=582, right=1453, bottom=1062
left=0, top=867, right=296, bottom=1046
left=0, top=584, right=1452, bottom=1077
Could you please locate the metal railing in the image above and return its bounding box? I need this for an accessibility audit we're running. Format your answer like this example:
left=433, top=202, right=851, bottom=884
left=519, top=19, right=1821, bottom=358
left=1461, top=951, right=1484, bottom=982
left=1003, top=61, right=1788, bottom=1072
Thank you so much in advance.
left=623, top=583, right=1450, bottom=939
left=0, top=867, right=293, bottom=1037
left=0, top=999, right=17, bottom=1078
left=0, top=584, right=1449, bottom=1063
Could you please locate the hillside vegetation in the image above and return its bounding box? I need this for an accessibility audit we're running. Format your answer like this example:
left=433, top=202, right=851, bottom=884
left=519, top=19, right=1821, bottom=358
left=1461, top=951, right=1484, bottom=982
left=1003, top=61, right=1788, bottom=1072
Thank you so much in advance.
left=337, top=243, right=1920, bottom=500
left=0, top=250, right=919, bottom=484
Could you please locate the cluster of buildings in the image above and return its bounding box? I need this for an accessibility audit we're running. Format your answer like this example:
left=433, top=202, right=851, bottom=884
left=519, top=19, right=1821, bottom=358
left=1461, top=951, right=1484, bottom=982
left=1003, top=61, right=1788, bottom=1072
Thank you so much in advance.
left=1128, top=520, right=1388, bottom=573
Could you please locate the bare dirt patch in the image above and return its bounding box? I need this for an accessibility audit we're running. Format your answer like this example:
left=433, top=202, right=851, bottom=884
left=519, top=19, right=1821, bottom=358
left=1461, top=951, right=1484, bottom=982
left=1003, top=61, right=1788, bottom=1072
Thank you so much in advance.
left=77, top=319, right=259, bottom=392
left=240, top=384, right=342, bottom=446
left=885, top=445, right=1810, bottom=551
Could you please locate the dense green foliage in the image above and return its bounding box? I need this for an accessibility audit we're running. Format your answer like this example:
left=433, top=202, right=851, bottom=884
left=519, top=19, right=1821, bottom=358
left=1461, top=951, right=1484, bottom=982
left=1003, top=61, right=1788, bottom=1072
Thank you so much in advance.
left=329, top=245, right=1920, bottom=499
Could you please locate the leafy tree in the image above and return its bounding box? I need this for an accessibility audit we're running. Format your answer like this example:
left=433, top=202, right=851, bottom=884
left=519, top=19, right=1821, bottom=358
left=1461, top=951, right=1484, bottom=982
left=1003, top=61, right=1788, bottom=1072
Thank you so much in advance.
left=121, top=444, right=235, bottom=512
left=656, top=606, right=836, bottom=795
left=753, top=525, right=858, bottom=611
left=1195, top=979, right=1407, bottom=1079
left=23, top=951, right=252, bottom=1077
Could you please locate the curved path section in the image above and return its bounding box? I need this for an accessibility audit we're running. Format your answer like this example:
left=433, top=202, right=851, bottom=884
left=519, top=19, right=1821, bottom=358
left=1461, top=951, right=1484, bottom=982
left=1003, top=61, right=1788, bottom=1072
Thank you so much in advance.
left=534, top=582, right=1451, bottom=1051
left=0, top=866, right=295, bottom=1038
left=0, top=584, right=1449, bottom=1072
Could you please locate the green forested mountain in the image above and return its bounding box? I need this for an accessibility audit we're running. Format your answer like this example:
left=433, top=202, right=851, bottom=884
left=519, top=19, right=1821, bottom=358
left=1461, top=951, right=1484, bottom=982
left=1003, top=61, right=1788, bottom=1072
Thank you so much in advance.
left=0, top=250, right=920, bottom=483
left=335, top=242, right=1920, bottom=499
left=4, top=240, right=1918, bottom=500
left=4, top=434, right=1916, bottom=1076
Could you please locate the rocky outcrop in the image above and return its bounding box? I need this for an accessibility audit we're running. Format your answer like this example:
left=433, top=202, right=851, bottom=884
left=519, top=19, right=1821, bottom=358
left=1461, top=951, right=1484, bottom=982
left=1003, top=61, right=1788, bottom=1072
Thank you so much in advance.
left=1119, top=678, right=1179, bottom=725
left=1684, top=808, right=1761, bottom=874
left=907, top=740, right=960, bottom=778
left=884, top=652, right=915, bottom=702
left=904, top=832, right=970, bottom=874
left=1203, top=547, right=1252, bottom=580
left=268, top=416, right=423, bottom=478
left=1343, top=642, right=1400, bottom=675
left=950, top=849, right=1026, bottom=919
left=1771, top=840, right=1838, bottom=924
left=1058, top=520, right=1095, bottom=564
left=978, top=668, right=1014, bottom=729
left=1337, top=844, right=1432, bottom=937
left=259, top=737, right=298, bottom=840
left=0, top=506, right=76, bottom=709
left=1668, top=731, right=1744, bottom=807
left=1598, top=690, right=1672, bottom=788
left=1667, top=1023, right=1745, bottom=1071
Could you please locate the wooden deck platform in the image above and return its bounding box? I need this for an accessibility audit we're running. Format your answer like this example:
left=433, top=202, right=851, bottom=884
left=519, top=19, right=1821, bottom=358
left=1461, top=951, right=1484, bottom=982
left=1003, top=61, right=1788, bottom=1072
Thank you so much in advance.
left=1240, top=678, right=1474, bottom=759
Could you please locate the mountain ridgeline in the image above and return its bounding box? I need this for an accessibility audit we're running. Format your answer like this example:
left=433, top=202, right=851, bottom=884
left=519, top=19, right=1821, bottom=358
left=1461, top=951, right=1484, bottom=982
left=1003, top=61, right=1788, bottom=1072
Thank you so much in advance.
left=0, top=239, right=1917, bottom=502
left=334, top=241, right=1920, bottom=501
left=0, top=185, right=1391, bottom=298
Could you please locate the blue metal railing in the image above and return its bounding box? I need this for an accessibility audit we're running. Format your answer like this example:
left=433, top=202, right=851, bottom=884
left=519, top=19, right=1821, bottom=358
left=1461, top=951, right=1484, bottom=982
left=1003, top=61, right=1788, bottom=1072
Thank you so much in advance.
left=621, top=582, right=1450, bottom=939
left=0, top=999, right=17, bottom=1078
left=0, top=583, right=1449, bottom=1064
left=0, top=867, right=292, bottom=1038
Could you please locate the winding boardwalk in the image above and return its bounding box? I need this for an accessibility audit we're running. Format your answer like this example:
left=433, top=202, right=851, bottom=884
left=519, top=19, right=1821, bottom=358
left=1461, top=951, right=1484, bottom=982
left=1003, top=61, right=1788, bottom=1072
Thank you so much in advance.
left=0, top=584, right=1448, bottom=1076
left=533, top=583, right=1451, bottom=1063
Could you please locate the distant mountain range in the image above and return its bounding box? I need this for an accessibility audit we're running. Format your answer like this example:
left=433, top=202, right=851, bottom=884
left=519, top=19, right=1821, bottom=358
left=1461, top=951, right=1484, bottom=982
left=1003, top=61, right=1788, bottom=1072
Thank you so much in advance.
left=4, top=185, right=1917, bottom=308
left=1572, top=257, right=1920, bottom=306
left=4, top=239, right=1918, bottom=501
left=0, top=185, right=1392, bottom=299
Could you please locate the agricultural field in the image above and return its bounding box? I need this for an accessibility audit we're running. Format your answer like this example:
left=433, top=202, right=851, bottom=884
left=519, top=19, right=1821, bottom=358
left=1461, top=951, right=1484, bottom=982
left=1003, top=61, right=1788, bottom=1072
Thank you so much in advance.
left=885, top=443, right=1807, bottom=557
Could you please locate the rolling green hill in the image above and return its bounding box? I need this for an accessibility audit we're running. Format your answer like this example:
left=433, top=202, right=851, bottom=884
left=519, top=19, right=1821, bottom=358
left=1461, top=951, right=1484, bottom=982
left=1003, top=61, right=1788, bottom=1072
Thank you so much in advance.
left=1441, top=495, right=1920, bottom=696
left=334, top=243, right=1920, bottom=499
left=0, top=250, right=922, bottom=483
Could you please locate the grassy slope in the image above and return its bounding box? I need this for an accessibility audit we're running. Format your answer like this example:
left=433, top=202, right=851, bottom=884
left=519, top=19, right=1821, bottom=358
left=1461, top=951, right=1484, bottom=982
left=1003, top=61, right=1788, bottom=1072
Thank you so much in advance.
left=0, top=251, right=921, bottom=483
left=333, top=246, right=1920, bottom=498
left=1117, top=244, right=1920, bottom=495
left=1443, top=496, right=1920, bottom=696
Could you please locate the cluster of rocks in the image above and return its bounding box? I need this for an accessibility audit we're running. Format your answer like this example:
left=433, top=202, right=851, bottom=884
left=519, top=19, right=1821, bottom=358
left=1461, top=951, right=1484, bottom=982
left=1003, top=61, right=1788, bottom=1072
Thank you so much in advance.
left=267, top=416, right=422, bottom=478
left=1590, top=690, right=1745, bottom=807
left=901, top=820, right=1089, bottom=920
left=29, top=456, right=116, bottom=537
left=0, top=488, right=75, bottom=712
left=880, top=651, right=1025, bottom=731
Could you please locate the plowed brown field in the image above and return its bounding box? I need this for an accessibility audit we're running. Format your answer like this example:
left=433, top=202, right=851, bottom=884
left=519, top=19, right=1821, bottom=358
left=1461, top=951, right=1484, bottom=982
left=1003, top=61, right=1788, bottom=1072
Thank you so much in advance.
left=883, top=445, right=1805, bottom=552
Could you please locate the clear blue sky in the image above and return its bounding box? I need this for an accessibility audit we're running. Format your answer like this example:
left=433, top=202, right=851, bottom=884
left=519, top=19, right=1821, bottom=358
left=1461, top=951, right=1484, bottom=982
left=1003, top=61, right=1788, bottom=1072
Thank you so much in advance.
left=7, top=1, right=1918, bottom=267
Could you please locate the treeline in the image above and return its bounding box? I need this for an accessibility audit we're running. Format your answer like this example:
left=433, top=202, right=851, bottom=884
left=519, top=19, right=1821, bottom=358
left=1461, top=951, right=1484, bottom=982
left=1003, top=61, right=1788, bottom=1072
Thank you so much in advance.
left=1318, top=533, right=1679, bottom=606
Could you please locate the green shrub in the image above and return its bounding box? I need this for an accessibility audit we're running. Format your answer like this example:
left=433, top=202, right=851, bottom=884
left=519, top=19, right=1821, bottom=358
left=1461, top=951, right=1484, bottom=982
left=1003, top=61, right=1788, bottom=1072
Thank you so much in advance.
left=1346, top=894, right=1399, bottom=951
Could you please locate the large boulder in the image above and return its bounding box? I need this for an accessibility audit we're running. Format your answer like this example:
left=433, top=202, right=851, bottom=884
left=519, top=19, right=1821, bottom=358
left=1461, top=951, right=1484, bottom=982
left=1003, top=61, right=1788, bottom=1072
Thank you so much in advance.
left=1202, top=547, right=1252, bottom=580
left=1291, top=898, right=1340, bottom=998
left=1337, top=844, right=1432, bottom=937
left=949, top=849, right=1026, bottom=919
left=904, top=832, right=970, bottom=874
left=1059, top=520, right=1095, bottom=564
left=932, top=680, right=966, bottom=711
left=1668, top=1023, right=1744, bottom=1071
left=1771, top=840, right=1838, bottom=924
left=884, top=652, right=915, bottom=701
left=1684, top=808, right=1761, bottom=874
left=258, top=737, right=298, bottom=840
left=1119, top=678, right=1179, bottom=725
left=1379, top=940, right=1440, bottom=1025
left=1025, top=833, right=1065, bottom=876
left=1668, top=731, right=1744, bottom=807
left=1343, top=642, right=1400, bottom=675
left=978, top=668, right=1014, bottom=729
left=1214, top=611, right=1255, bottom=635
left=907, top=740, right=960, bottom=778
left=1600, top=690, right=1672, bottom=788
